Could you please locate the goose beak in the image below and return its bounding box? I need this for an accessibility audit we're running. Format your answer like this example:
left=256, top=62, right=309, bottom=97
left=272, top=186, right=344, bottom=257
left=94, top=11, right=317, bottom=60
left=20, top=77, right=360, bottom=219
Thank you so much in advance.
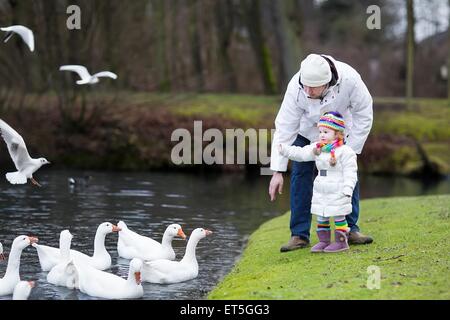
left=205, top=230, right=213, bottom=236
left=28, top=237, right=39, bottom=245
left=177, top=228, right=187, bottom=240
left=134, top=271, right=141, bottom=285
left=28, top=281, right=35, bottom=288
left=112, top=225, right=121, bottom=232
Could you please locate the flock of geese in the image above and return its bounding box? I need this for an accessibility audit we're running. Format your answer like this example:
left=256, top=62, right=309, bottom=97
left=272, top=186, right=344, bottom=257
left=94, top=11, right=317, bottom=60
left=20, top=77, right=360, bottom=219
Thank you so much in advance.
left=0, top=25, right=212, bottom=300
left=1, top=223, right=212, bottom=300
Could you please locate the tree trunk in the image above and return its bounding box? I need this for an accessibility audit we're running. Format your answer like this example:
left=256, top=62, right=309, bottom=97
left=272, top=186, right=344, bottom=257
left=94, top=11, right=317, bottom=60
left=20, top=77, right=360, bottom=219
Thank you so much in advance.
left=406, top=0, right=415, bottom=106
left=267, top=0, right=289, bottom=90
left=152, top=0, right=171, bottom=91
left=242, top=0, right=276, bottom=94
left=214, top=0, right=237, bottom=92
left=189, top=0, right=204, bottom=92
left=448, top=0, right=450, bottom=100
left=285, top=0, right=305, bottom=76
left=167, top=0, right=182, bottom=91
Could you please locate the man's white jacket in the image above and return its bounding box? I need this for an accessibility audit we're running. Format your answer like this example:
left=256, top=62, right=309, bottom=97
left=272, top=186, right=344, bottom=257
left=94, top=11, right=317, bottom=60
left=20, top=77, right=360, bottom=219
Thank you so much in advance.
left=270, top=55, right=373, bottom=172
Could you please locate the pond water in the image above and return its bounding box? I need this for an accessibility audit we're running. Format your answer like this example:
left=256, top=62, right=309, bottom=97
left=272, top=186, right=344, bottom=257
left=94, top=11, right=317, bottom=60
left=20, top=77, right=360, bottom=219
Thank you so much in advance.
left=0, top=170, right=448, bottom=300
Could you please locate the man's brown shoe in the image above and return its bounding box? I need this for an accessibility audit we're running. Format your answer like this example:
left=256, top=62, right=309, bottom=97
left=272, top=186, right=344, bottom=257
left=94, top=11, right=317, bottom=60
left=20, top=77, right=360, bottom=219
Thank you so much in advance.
left=348, top=231, right=373, bottom=245
left=280, top=236, right=310, bottom=252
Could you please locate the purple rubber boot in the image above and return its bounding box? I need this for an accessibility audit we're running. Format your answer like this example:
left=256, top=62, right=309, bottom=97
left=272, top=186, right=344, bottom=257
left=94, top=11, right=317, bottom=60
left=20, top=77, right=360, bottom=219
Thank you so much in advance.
left=310, top=230, right=331, bottom=253
left=323, top=230, right=350, bottom=253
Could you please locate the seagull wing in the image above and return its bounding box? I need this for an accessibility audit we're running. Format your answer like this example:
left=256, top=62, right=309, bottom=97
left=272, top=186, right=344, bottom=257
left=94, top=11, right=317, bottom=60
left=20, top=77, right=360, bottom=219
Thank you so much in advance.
left=59, top=65, right=92, bottom=82
left=0, top=119, right=32, bottom=171
left=92, top=71, right=118, bottom=80
left=1, top=25, right=34, bottom=52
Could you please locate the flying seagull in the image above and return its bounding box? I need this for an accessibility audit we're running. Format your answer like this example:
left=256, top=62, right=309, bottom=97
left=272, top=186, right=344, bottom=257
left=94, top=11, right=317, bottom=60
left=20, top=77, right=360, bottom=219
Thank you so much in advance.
left=59, top=65, right=118, bottom=85
left=1, top=25, right=35, bottom=52
left=0, top=119, right=50, bottom=187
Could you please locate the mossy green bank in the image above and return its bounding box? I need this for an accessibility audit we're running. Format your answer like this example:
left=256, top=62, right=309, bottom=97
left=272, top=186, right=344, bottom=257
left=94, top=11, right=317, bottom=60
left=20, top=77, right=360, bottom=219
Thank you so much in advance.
left=208, top=194, right=450, bottom=300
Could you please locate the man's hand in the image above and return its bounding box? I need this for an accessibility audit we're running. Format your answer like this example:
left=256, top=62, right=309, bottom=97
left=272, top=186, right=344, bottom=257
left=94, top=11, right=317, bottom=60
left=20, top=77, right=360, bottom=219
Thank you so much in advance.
left=269, top=172, right=284, bottom=202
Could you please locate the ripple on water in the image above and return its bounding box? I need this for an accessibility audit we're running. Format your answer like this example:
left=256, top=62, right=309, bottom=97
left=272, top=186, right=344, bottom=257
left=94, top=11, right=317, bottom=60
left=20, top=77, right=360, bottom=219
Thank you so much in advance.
left=107, top=190, right=154, bottom=197
left=138, top=181, right=153, bottom=186
left=160, top=204, right=188, bottom=209
left=39, top=200, right=57, bottom=204
left=165, top=194, right=186, bottom=198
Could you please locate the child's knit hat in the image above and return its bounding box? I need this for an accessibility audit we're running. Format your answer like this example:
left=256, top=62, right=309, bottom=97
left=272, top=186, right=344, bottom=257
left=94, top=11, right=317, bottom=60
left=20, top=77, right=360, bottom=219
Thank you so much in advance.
left=318, top=111, right=345, bottom=132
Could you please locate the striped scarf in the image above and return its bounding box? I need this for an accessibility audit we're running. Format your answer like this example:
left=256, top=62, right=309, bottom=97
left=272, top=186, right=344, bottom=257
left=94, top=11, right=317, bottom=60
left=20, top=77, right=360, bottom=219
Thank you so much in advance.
left=316, top=139, right=344, bottom=166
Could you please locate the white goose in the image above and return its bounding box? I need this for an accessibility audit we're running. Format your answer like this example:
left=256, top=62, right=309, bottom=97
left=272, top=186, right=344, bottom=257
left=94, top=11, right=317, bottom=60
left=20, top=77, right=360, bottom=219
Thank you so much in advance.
left=1, top=25, right=35, bottom=52
left=0, top=235, right=38, bottom=296
left=0, top=242, right=5, bottom=261
left=67, top=258, right=143, bottom=299
left=12, top=280, right=35, bottom=300
left=142, top=228, right=212, bottom=284
left=117, top=221, right=186, bottom=261
left=47, top=230, right=76, bottom=287
left=33, top=222, right=120, bottom=271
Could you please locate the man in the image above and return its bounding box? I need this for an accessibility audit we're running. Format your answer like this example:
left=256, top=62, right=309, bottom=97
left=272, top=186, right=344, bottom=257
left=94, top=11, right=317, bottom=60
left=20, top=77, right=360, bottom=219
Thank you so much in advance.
left=269, top=53, right=374, bottom=252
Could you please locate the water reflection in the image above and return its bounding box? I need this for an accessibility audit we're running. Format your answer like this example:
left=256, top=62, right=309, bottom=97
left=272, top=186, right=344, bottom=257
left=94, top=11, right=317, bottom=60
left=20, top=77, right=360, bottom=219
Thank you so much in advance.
left=357, top=175, right=450, bottom=199
left=0, top=170, right=448, bottom=300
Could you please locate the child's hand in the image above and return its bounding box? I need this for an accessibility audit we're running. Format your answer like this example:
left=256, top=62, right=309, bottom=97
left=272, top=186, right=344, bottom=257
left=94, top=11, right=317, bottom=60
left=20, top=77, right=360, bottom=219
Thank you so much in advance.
left=313, top=147, right=321, bottom=156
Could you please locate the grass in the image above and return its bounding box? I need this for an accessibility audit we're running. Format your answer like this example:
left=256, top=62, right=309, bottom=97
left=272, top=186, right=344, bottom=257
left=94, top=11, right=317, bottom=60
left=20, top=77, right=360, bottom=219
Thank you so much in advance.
left=170, top=93, right=280, bottom=125
left=372, top=103, right=450, bottom=141
left=374, top=97, right=449, bottom=107
left=208, top=194, right=450, bottom=300
left=370, top=101, right=450, bottom=174
left=114, top=92, right=281, bottom=125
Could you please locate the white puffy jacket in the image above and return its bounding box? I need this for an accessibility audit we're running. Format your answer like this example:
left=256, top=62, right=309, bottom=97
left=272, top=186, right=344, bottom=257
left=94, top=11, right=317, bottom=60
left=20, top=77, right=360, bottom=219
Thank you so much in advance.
left=270, top=55, right=373, bottom=172
left=279, top=143, right=358, bottom=217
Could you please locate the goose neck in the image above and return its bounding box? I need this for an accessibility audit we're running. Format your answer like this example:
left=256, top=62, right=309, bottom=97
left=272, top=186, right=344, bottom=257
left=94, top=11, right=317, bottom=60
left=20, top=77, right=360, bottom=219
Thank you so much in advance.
left=93, top=231, right=107, bottom=257
left=161, top=232, right=173, bottom=248
left=60, top=240, right=71, bottom=261
left=4, top=246, right=22, bottom=278
left=181, top=237, right=200, bottom=263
